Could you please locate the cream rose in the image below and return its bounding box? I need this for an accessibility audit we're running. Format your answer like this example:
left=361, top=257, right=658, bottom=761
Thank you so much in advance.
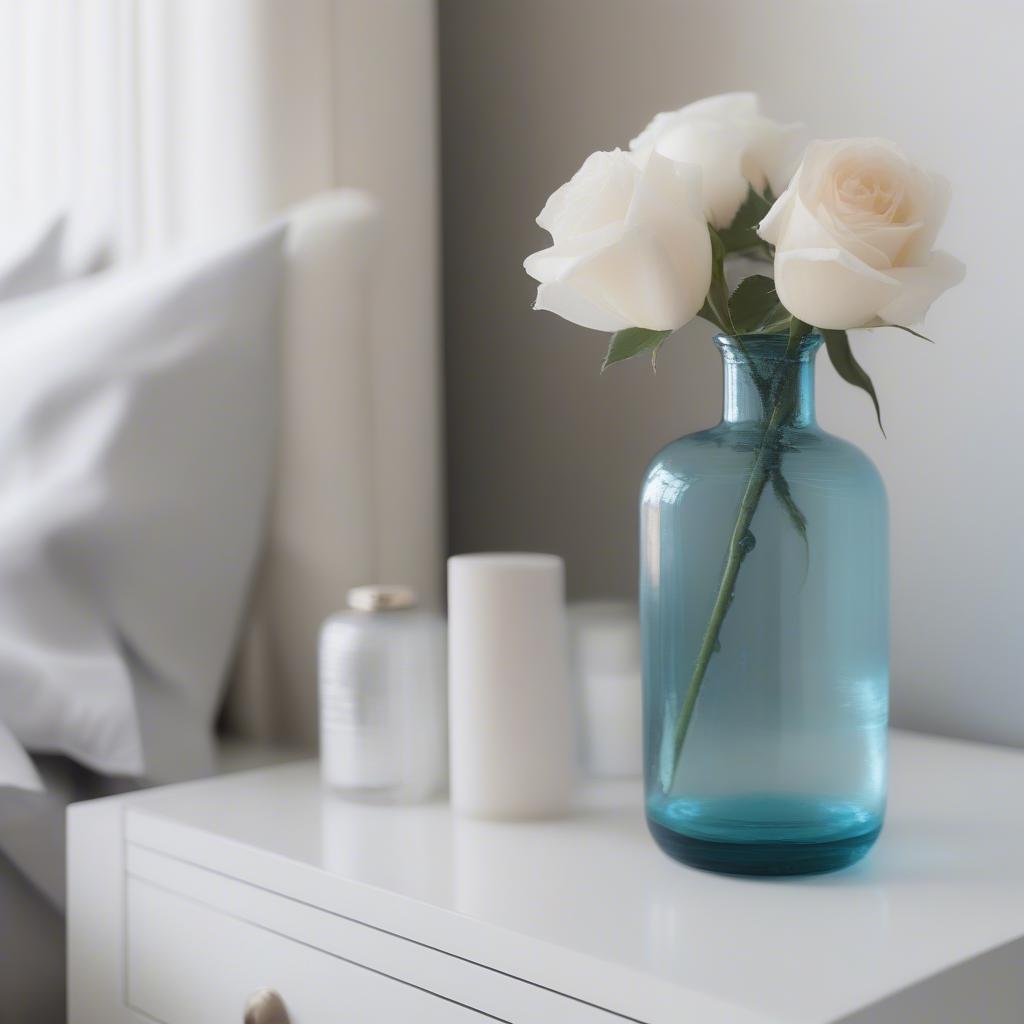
left=524, top=148, right=711, bottom=332
left=629, top=92, right=805, bottom=229
left=758, top=138, right=965, bottom=330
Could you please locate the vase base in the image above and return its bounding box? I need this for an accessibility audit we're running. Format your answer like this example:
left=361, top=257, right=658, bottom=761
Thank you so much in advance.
left=647, top=795, right=882, bottom=876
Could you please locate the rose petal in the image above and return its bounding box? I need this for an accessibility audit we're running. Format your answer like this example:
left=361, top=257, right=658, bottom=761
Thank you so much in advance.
left=680, top=92, right=760, bottom=119
left=626, top=150, right=704, bottom=227
left=774, top=193, right=847, bottom=252
left=623, top=153, right=711, bottom=320
left=747, top=120, right=807, bottom=198
left=523, top=223, right=624, bottom=283
left=841, top=218, right=920, bottom=266
left=774, top=247, right=902, bottom=329
left=535, top=150, right=637, bottom=244
left=653, top=120, right=749, bottom=228
left=794, top=140, right=856, bottom=209
left=900, top=172, right=952, bottom=265
left=876, top=250, right=966, bottom=326
left=527, top=221, right=704, bottom=332
left=629, top=111, right=676, bottom=160
left=629, top=92, right=759, bottom=155
left=568, top=226, right=701, bottom=330
left=525, top=224, right=636, bottom=330
left=659, top=221, right=713, bottom=320
left=532, top=280, right=633, bottom=333
left=775, top=183, right=917, bottom=272
left=814, top=202, right=921, bottom=270
left=757, top=183, right=796, bottom=245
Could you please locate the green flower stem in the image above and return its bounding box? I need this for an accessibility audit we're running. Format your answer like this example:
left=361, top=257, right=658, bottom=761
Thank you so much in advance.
left=665, top=331, right=803, bottom=791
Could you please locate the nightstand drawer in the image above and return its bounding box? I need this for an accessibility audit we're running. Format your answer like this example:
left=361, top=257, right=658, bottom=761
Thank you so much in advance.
left=126, top=845, right=628, bottom=1023
left=127, top=879, right=488, bottom=1023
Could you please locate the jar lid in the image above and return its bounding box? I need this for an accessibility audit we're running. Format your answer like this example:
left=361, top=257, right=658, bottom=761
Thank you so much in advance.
left=346, top=584, right=418, bottom=612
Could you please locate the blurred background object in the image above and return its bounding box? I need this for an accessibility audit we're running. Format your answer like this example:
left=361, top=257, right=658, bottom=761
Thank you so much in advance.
left=319, top=585, right=448, bottom=803
left=569, top=601, right=642, bottom=779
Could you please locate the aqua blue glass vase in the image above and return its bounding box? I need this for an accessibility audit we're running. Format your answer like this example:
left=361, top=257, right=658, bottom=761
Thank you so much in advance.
left=640, top=333, right=888, bottom=876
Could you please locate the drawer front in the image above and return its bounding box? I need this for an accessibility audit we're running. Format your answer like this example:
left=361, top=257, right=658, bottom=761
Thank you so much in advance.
left=126, top=847, right=630, bottom=1024
left=128, top=879, right=490, bottom=1023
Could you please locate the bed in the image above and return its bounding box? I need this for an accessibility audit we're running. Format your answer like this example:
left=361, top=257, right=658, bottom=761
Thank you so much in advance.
left=0, top=186, right=443, bottom=1019
left=0, top=1, right=442, bottom=1013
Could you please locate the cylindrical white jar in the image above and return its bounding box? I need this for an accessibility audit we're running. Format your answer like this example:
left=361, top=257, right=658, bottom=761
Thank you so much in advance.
left=319, top=585, right=446, bottom=802
left=447, top=553, right=574, bottom=819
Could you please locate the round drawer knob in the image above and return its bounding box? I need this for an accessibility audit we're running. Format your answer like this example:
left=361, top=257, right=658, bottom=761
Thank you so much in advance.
left=244, top=988, right=291, bottom=1024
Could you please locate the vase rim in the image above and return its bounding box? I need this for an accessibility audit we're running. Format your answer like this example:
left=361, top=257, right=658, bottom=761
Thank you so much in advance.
left=714, top=331, right=823, bottom=358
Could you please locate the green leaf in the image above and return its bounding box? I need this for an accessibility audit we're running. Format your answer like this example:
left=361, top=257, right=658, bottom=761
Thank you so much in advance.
left=886, top=323, right=934, bottom=343
left=697, top=298, right=727, bottom=333
left=789, top=317, right=812, bottom=345
left=601, top=327, right=672, bottom=371
left=698, top=227, right=734, bottom=334
left=728, top=275, right=787, bottom=334
left=760, top=311, right=794, bottom=334
left=717, top=185, right=773, bottom=255
left=709, top=222, right=726, bottom=266
left=822, top=328, right=885, bottom=434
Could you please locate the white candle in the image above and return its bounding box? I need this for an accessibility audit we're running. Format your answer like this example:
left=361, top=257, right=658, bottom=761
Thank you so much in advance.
left=448, top=553, right=574, bottom=819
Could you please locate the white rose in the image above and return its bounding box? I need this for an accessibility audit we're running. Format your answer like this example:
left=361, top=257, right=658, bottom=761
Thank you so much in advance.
left=758, top=138, right=965, bottom=330
left=629, top=92, right=805, bottom=229
left=524, top=148, right=711, bottom=332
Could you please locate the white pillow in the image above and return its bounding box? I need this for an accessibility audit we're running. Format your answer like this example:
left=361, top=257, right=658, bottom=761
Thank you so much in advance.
left=0, top=224, right=285, bottom=786
left=0, top=214, right=67, bottom=302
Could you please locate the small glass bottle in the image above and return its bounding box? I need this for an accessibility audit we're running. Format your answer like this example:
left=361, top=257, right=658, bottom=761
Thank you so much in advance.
left=319, top=585, right=446, bottom=802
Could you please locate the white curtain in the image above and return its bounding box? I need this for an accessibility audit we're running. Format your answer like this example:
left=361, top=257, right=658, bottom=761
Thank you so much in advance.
left=0, top=1, right=439, bottom=259
left=0, top=0, right=285, bottom=261
left=0, top=0, right=443, bottom=744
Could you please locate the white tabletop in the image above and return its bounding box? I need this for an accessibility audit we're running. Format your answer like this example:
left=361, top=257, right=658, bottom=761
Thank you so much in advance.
left=125, top=729, right=1024, bottom=1023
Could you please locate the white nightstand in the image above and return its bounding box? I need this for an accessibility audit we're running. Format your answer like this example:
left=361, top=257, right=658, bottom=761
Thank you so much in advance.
left=68, top=730, right=1024, bottom=1024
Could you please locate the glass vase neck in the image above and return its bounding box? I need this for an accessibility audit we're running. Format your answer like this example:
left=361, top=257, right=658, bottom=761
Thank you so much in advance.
left=715, top=333, right=822, bottom=428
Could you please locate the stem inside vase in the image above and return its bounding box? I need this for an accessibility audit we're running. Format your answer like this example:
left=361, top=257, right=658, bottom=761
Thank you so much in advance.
left=661, top=330, right=807, bottom=793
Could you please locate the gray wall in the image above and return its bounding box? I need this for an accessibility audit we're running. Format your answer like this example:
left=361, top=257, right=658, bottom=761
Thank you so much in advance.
left=439, top=0, right=723, bottom=600
left=440, top=0, right=1024, bottom=748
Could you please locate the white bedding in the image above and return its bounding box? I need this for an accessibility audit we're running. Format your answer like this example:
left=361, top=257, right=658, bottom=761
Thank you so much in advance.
left=0, top=5, right=442, bottom=1013
left=0, top=213, right=90, bottom=911
left=0, top=194, right=402, bottom=896
left=0, top=191, right=441, bottom=1024
left=0, top=223, right=288, bottom=941
left=0, top=225, right=285, bottom=790
left=0, top=213, right=66, bottom=301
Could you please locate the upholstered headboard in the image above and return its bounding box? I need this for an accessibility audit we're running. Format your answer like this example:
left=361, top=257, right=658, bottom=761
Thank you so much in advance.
left=226, top=191, right=444, bottom=746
